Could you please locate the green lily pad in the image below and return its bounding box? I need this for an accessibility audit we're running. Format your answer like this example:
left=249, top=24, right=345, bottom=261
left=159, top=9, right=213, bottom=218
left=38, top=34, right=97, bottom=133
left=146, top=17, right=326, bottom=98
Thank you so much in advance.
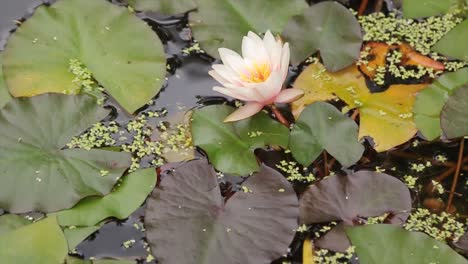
left=0, top=214, right=32, bottom=236
left=145, top=159, right=298, bottom=264
left=346, top=224, right=468, bottom=264
left=0, top=94, right=131, bottom=213
left=57, top=168, right=157, bottom=227
left=128, top=0, right=196, bottom=14
left=64, top=225, right=101, bottom=251
left=414, top=68, right=468, bottom=140
left=402, top=0, right=458, bottom=18
left=441, top=85, right=468, bottom=139
left=0, top=56, right=12, bottom=109
left=282, top=1, right=362, bottom=71
left=289, top=102, right=364, bottom=167
left=191, top=105, right=289, bottom=175
left=432, top=19, right=468, bottom=61
left=2, top=0, right=166, bottom=113
left=189, top=0, right=307, bottom=58
left=0, top=216, right=68, bottom=264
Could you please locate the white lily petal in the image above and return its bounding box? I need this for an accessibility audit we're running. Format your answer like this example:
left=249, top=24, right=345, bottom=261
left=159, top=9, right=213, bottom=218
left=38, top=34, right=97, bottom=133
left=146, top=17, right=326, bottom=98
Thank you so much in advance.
left=218, top=48, right=248, bottom=75
left=212, top=64, right=243, bottom=85
left=213, top=86, right=252, bottom=101
left=263, top=30, right=280, bottom=69
left=224, top=102, right=264, bottom=122
left=280, top=43, right=290, bottom=79
left=242, top=36, right=269, bottom=64
left=274, top=88, right=304, bottom=103
left=248, top=72, right=283, bottom=103
left=209, top=70, right=229, bottom=85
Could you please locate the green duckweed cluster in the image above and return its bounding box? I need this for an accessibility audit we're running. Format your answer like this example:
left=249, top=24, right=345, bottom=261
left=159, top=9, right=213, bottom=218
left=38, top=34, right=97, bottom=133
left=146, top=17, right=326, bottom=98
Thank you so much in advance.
left=403, top=174, right=418, bottom=189
left=69, top=58, right=106, bottom=104
left=404, top=208, right=465, bottom=242
left=357, top=11, right=467, bottom=84
left=314, top=246, right=355, bottom=264
left=276, top=160, right=316, bottom=183
left=67, top=108, right=194, bottom=172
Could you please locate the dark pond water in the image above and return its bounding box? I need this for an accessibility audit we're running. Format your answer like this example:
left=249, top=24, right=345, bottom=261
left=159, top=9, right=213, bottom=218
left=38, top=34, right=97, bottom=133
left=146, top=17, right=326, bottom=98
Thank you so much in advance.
left=0, top=0, right=466, bottom=263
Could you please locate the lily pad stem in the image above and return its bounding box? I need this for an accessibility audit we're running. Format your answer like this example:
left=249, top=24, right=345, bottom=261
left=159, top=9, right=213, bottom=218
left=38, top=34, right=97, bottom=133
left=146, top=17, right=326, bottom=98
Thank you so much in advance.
left=446, top=138, right=464, bottom=212
left=270, top=105, right=290, bottom=128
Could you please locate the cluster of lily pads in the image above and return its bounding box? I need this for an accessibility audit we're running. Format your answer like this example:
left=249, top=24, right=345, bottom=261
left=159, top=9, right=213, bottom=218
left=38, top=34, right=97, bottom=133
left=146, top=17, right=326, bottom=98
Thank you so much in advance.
left=0, top=0, right=467, bottom=263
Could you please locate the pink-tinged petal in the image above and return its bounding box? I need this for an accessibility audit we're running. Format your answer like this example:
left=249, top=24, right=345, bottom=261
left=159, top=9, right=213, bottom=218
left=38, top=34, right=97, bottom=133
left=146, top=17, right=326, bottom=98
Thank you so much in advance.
left=224, top=102, right=264, bottom=122
left=218, top=48, right=248, bottom=75
left=279, top=43, right=290, bottom=79
left=208, top=70, right=229, bottom=85
left=274, top=88, right=304, bottom=103
left=242, top=36, right=269, bottom=64
left=246, top=72, right=284, bottom=103
left=263, top=30, right=281, bottom=70
left=214, top=86, right=256, bottom=101
left=212, top=64, right=242, bottom=85
left=247, top=31, right=264, bottom=46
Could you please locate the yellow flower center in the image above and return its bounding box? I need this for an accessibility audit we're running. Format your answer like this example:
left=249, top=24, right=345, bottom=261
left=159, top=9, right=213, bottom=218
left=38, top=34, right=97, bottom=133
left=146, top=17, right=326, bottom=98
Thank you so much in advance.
left=241, top=62, right=271, bottom=83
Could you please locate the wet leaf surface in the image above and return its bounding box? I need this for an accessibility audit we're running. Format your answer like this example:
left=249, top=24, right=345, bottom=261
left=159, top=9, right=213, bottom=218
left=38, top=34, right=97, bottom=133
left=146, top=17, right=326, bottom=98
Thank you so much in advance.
left=293, top=63, right=427, bottom=151
left=282, top=1, right=362, bottom=70
left=402, top=0, right=457, bottom=18
left=300, top=171, right=412, bottom=252
left=56, top=168, right=157, bottom=227
left=0, top=55, right=12, bottom=109
left=128, top=0, right=196, bottom=14
left=414, top=68, right=468, bottom=140
left=64, top=225, right=101, bottom=251
left=432, top=19, right=468, bottom=61
left=2, top=0, right=166, bottom=113
left=0, top=214, right=32, bottom=236
left=144, top=159, right=298, bottom=264
left=189, top=0, right=307, bottom=58
left=0, top=216, right=68, bottom=264
left=441, top=85, right=468, bottom=139
left=0, top=94, right=131, bottom=213
left=289, top=102, right=364, bottom=167
left=191, top=105, right=289, bottom=175
left=346, top=224, right=468, bottom=264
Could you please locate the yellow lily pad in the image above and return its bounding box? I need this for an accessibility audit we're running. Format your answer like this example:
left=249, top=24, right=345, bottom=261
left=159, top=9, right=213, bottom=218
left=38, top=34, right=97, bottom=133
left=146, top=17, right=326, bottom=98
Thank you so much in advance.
left=292, top=63, right=427, bottom=152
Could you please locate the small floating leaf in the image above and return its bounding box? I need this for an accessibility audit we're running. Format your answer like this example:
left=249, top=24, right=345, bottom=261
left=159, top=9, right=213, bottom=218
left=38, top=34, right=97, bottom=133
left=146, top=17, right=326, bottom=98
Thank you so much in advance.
left=432, top=19, right=468, bottom=61
left=441, top=85, right=468, bottom=139
left=0, top=94, right=131, bottom=213
left=290, top=102, right=363, bottom=167
left=56, top=168, right=157, bottom=227
left=282, top=1, right=362, bottom=70
left=402, top=0, right=457, bottom=18
left=414, top=68, right=468, bottom=140
left=2, top=0, right=166, bottom=113
left=144, top=159, right=298, bottom=264
left=346, top=224, right=468, bottom=264
left=128, top=0, right=196, bottom=14
left=191, top=105, right=289, bottom=175
left=0, top=216, right=68, bottom=264
left=189, top=0, right=307, bottom=58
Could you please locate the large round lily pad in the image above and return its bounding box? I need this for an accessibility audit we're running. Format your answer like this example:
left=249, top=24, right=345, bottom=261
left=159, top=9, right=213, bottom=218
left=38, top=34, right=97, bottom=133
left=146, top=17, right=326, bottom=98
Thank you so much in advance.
left=300, top=171, right=411, bottom=252
left=189, top=0, right=307, bottom=58
left=0, top=216, right=68, bottom=264
left=145, top=159, right=298, bottom=264
left=0, top=94, right=131, bottom=213
left=0, top=55, right=12, bottom=109
left=346, top=224, right=468, bottom=264
left=2, top=0, right=166, bottom=113
left=282, top=1, right=362, bottom=70
left=128, top=0, right=196, bottom=14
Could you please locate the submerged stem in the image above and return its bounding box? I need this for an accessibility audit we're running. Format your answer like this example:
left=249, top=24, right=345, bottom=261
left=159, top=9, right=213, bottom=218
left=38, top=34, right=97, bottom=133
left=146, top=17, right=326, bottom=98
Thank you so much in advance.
left=446, top=138, right=465, bottom=212
left=270, top=105, right=290, bottom=128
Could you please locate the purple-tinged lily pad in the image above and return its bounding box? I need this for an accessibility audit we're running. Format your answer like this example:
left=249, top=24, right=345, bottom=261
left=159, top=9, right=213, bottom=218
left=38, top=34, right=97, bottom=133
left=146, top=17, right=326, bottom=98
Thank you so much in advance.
left=144, top=159, right=299, bottom=264
left=300, top=171, right=411, bottom=252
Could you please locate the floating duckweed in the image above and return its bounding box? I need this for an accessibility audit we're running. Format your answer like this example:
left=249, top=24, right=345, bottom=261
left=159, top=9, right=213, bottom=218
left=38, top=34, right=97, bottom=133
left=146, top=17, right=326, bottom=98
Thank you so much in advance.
left=248, top=131, right=264, bottom=137
left=404, top=208, right=465, bottom=242
left=305, top=56, right=319, bottom=65
left=358, top=12, right=463, bottom=56
left=431, top=180, right=445, bottom=195
left=182, top=42, right=205, bottom=55
left=367, top=213, right=390, bottom=224
left=241, top=186, right=253, bottom=193
left=67, top=121, right=119, bottom=150
left=375, top=166, right=386, bottom=173
left=435, top=155, right=448, bottom=163
left=296, top=224, right=308, bottom=233
left=411, top=163, right=426, bottom=172
left=412, top=139, right=420, bottom=147
left=69, top=59, right=106, bottom=104
left=276, top=160, right=316, bottom=183
left=315, top=246, right=355, bottom=264
left=398, top=112, right=413, bottom=119
left=403, top=175, right=418, bottom=189
left=122, top=239, right=136, bottom=249
left=99, top=170, right=109, bottom=177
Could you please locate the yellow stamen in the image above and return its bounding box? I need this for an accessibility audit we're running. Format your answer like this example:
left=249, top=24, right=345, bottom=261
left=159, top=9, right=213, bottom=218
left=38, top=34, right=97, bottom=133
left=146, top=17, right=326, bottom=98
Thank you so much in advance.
left=241, top=62, right=271, bottom=83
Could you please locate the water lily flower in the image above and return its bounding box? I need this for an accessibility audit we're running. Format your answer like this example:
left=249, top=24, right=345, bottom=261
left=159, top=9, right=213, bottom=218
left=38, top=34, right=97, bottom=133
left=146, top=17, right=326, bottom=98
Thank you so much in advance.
left=209, top=30, right=304, bottom=122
